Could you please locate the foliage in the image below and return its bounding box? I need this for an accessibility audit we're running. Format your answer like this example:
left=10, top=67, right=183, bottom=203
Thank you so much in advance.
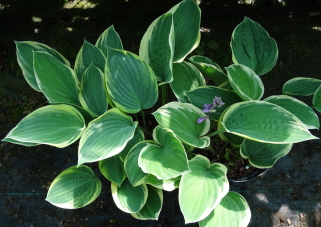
left=3, top=0, right=321, bottom=225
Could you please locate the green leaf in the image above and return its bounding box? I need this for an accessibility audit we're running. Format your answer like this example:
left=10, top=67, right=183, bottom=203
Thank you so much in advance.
left=225, top=64, right=264, bottom=101
left=124, top=141, right=150, bottom=186
left=119, top=130, right=145, bottom=162
left=79, top=63, right=108, bottom=117
left=74, top=40, right=106, bottom=82
left=264, top=95, right=319, bottom=129
left=231, top=17, right=278, bottom=75
left=15, top=41, right=70, bottom=91
left=2, top=138, right=39, bottom=147
left=46, top=165, right=101, bottom=209
left=221, top=101, right=318, bottom=143
left=131, top=185, right=163, bottom=220
left=138, top=126, right=190, bottom=179
left=188, top=55, right=227, bottom=85
left=111, top=179, right=148, bottom=213
left=153, top=102, right=211, bottom=148
left=198, top=192, right=251, bottom=227
left=283, top=77, right=321, bottom=96
left=313, top=85, right=321, bottom=113
left=3, top=105, right=85, bottom=148
left=168, top=0, right=201, bottom=62
left=78, top=108, right=137, bottom=165
left=99, top=155, right=126, bottom=186
left=95, top=25, right=123, bottom=58
left=139, top=13, right=174, bottom=83
left=179, top=155, right=229, bottom=223
left=170, top=61, right=206, bottom=103
left=106, top=48, right=158, bottom=114
left=186, top=86, right=242, bottom=121
left=145, top=174, right=180, bottom=191
left=33, top=51, right=79, bottom=105
left=240, top=139, right=292, bottom=168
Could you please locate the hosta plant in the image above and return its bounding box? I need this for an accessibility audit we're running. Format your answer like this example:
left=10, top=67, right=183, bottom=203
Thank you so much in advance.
left=3, top=0, right=321, bottom=226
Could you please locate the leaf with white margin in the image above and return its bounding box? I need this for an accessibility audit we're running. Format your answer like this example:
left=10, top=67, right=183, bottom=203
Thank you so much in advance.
left=2, top=105, right=85, bottom=148
left=139, top=13, right=174, bottom=84
left=138, top=126, right=189, bottom=179
left=283, top=77, right=321, bottom=96
left=119, top=129, right=145, bottom=162
left=111, top=179, right=148, bottom=213
left=179, top=155, right=229, bottom=223
left=131, top=185, right=163, bottom=220
left=313, top=85, right=321, bottom=113
left=145, top=174, right=180, bottom=191
left=240, top=139, right=292, bottom=168
left=98, top=155, right=126, bottom=186
left=78, top=108, right=137, bottom=165
left=198, top=192, right=251, bottom=227
left=95, top=25, right=123, bottom=58
left=225, top=64, right=264, bottom=101
left=153, top=102, right=210, bottom=148
left=46, top=165, right=101, bottom=209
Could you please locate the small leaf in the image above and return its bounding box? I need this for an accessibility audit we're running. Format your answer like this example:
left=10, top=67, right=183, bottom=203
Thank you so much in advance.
left=99, top=155, right=126, bottom=186
left=283, top=77, right=321, bottom=96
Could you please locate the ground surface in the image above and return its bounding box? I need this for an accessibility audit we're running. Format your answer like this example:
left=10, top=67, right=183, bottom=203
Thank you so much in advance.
left=1, top=0, right=321, bottom=226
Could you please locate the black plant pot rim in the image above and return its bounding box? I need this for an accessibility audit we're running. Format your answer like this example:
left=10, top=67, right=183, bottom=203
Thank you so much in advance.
left=228, top=168, right=268, bottom=183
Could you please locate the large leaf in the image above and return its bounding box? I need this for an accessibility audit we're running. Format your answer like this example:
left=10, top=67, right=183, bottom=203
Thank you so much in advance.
left=313, top=85, right=321, bottom=113
left=46, top=165, right=101, bottom=209
left=95, top=25, right=123, bottom=58
left=188, top=55, right=227, bottom=85
left=168, top=0, right=201, bottom=62
left=264, top=95, right=319, bottom=129
left=105, top=48, right=158, bottom=114
left=3, top=105, right=85, bottom=148
left=131, top=185, right=163, bottom=220
left=240, top=139, right=292, bottom=168
left=139, top=13, right=174, bottom=84
left=145, top=174, right=180, bottom=191
left=33, top=51, right=79, bottom=105
left=220, top=101, right=318, bottom=143
left=138, top=126, right=190, bottom=179
left=98, top=155, right=126, bottom=186
left=198, top=192, right=251, bottom=227
left=119, top=129, right=145, bottom=162
left=74, top=40, right=106, bottom=82
left=79, top=63, right=108, bottom=117
left=111, top=179, right=148, bottom=213
left=186, top=86, right=242, bottom=121
left=78, top=108, right=137, bottom=165
left=283, top=77, right=321, bottom=96
left=225, top=64, right=264, bottom=101
left=231, top=17, right=278, bottom=75
left=179, top=155, right=229, bottom=223
left=170, top=61, right=205, bottom=103
left=15, top=41, right=70, bottom=91
left=153, top=102, right=211, bottom=148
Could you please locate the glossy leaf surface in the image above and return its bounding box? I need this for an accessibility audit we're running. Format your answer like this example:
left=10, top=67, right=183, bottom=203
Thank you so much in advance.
left=145, top=174, right=180, bottom=191
left=119, top=130, right=145, bottom=162
left=95, top=25, right=123, bottom=57
left=283, top=77, right=321, bottom=96
left=99, top=155, right=126, bottom=186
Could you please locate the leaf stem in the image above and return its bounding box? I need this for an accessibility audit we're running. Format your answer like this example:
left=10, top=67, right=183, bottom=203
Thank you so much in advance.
left=161, top=83, right=168, bottom=106
left=207, top=129, right=226, bottom=137
left=207, top=145, right=217, bottom=155
left=137, top=125, right=152, bottom=136
left=141, top=109, right=147, bottom=129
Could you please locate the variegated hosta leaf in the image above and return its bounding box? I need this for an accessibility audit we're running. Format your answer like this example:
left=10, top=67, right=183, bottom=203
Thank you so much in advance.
left=231, top=17, right=278, bottom=75
left=105, top=48, right=158, bottom=114
left=119, top=129, right=145, bottom=162
left=138, top=126, right=190, bottom=179
left=33, top=51, right=79, bottom=106
left=313, top=85, right=321, bottom=113
left=145, top=174, right=180, bottom=191
left=170, top=61, right=206, bottom=103
left=46, top=165, right=101, bottom=209
left=188, top=55, right=227, bottom=85
left=225, top=64, right=264, bottom=101
left=139, top=12, right=174, bottom=84
left=220, top=101, right=318, bottom=143
left=15, top=41, right=70, bottom=91
left=179, top=155, right=229, bottom=223
left=78, top=108, right=137, bottom=165
left=283, top=77, right=321, bottom=96
left=186, top=85, right=242, bottom=121
left=168, top=0, right=201, bottom=62
left=111, top=179, right=148, bottom=213
left=131, top=185, right=163, bottom=220
left=95, top=25, right=123, bottom=58
left=240, top=139, right=292, bottom=168
left=2, top=105, right=85, bottom=148
left=74, top=40, right=106, bottom=82
left=98, top=155, right=126, bottom=186
left=198, top=192, right=251, bottom=227
left=153, top=102, right=211, bottom=148
left=2, top=138, right=39, bottom=147
left=264, top=95, right=319, bottom=129
left=79, top=63, right=108, bottom=117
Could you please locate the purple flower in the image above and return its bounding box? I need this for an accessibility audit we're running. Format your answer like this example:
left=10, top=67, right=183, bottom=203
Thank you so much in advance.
left=197, top=97, right=225, bottom=124
left=202, top=104, right=213, bottom=113
left=197, top=116, right=209, bottom=123
left=213, top=96, right=225, bottom=107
